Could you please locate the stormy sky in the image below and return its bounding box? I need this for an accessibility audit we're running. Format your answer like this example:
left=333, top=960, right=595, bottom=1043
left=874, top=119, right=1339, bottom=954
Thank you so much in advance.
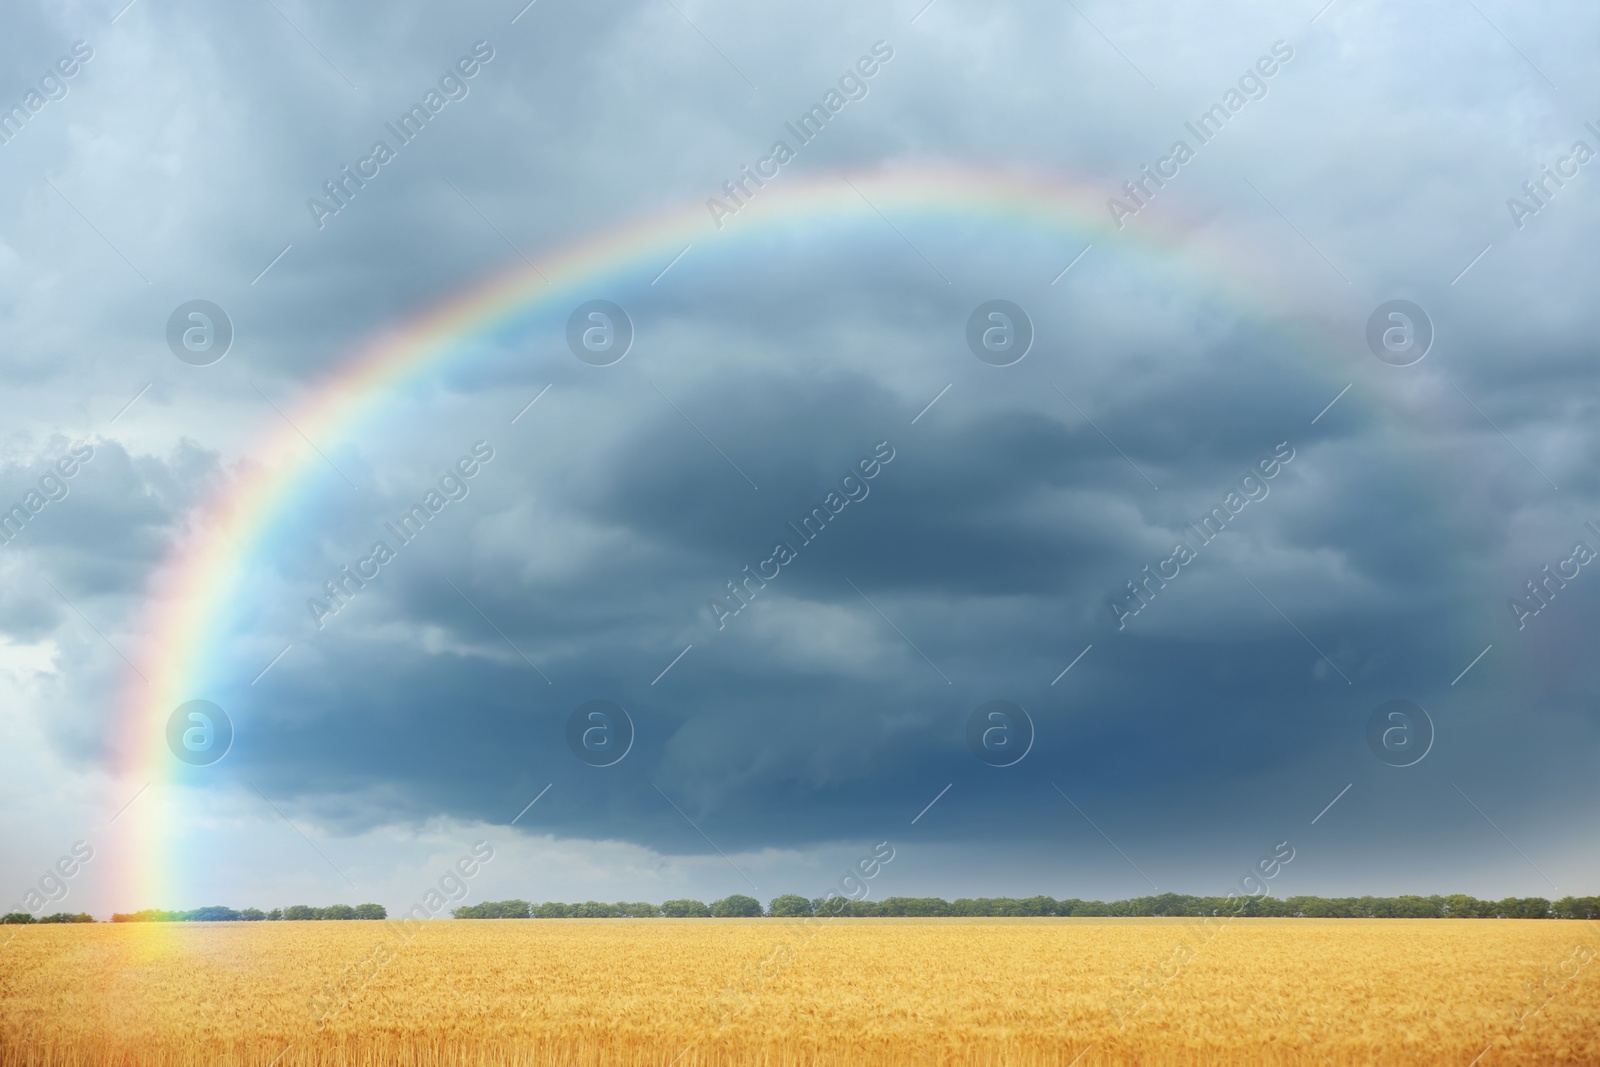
left=2, top=0, right=1598, bottom=915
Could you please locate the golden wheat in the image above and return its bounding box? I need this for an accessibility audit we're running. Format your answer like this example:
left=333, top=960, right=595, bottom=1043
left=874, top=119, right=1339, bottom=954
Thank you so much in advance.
left=1, top=918, right=1596, bottom=1066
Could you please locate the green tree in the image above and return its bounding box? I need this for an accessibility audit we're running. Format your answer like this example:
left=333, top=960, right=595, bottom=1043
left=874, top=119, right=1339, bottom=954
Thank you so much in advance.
left=615, top=901, right=659, bottom=918
left=568, top=900, right=618, bottom=918
left=354, top=903, right=388, bottom=920
left=1137, top=893, right=1202, bottom=917
left=660, top=899, right=712, bottom=918
left=532, top=901, right=572, bottom=918
left=711, top=894, right=762, bottom=917
left=767, top=894, right=813, bottom=917
left=986, top=898, right=1024, bottom=917
left=1019, top=895, right=1062, bottom=917
left=1496, top=897, right=1552, bottom=919
left=1289, top=896, right=1334, bottom=918
left=902, top=897, right=953, bottom=917
left=1390, top=896, right=1441, bottom=918
left=811, top=895, right=852, bottom=917
left=1553, top=896, right=1600, bottom=919
left=1, top=913, right=36, bottom=924
left=114, top=909, right=185, bottom=922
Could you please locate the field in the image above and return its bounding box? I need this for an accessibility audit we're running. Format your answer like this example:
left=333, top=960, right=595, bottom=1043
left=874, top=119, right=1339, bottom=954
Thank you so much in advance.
left=2, top=918, right=1597, bottom=1066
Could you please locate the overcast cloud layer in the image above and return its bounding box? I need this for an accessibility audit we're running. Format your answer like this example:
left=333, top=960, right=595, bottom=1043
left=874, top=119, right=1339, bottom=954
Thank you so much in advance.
left=2, top=0, right=1598, bottom=915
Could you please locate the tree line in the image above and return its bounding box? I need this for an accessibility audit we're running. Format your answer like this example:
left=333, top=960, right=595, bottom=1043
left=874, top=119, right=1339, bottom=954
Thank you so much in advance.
left=12, top=894, right=1597, bottom=924
left=105, top=904, right=387, bottom=922
left=452, top=892, right=1600, bottom=919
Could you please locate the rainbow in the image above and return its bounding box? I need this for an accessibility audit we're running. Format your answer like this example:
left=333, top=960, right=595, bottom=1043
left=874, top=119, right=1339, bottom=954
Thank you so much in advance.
left=115, top=163, right=1357, bottom=908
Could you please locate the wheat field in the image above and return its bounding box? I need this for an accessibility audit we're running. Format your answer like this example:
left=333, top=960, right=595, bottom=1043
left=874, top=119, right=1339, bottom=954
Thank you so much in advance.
left=1, top=918, right=1597, bottom=1066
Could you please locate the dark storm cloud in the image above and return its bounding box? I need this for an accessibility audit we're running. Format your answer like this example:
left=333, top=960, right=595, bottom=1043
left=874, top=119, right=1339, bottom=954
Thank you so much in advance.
left=0, top=438, right=217, bottom=606
left=210, top=287, right=1516, bottom=869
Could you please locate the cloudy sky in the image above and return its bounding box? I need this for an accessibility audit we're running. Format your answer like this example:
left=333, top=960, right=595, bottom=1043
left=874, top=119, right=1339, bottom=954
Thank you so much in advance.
left=2, top=0, right=1598, bottom=917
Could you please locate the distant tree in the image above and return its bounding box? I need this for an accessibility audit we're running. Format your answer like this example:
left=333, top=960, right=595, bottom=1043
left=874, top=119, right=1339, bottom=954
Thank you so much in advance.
left=82, top=891, right=1600, bottom=925
left=947, top=902, right=1024, bottom=921
left=660, top=899, right=712, bottom=918
left=872, top=897, right=952, bottom=917
left=905, top=897, right=953, bottom=917
left=1325, top=898, right=1360, bottom=919
left=815, top=898, right=876, bottom=917
left=1134, top=893, right=1198, bottom=917
left=711, top=894, right=762, bottom=918
left=1, top=913, right=35, bottom=924
left=1289, top=896, right=1333, bottom=918
left=1554, top=896, right=1600, bottom=919
left=810, top=895, right=848, bottom=917
left=568, top=901, right=618, bottom=918
left=454, top=900, right=525, bottom=919
left=1389, top=896, right=1442, bottom=919
left=1496, top=897, right=1552, bottom=919
left=615, top=901, right=659, bottom=918
left=767, top=894, right=812, bottom=917
left=1017, top=895, right=1060, bottom=917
